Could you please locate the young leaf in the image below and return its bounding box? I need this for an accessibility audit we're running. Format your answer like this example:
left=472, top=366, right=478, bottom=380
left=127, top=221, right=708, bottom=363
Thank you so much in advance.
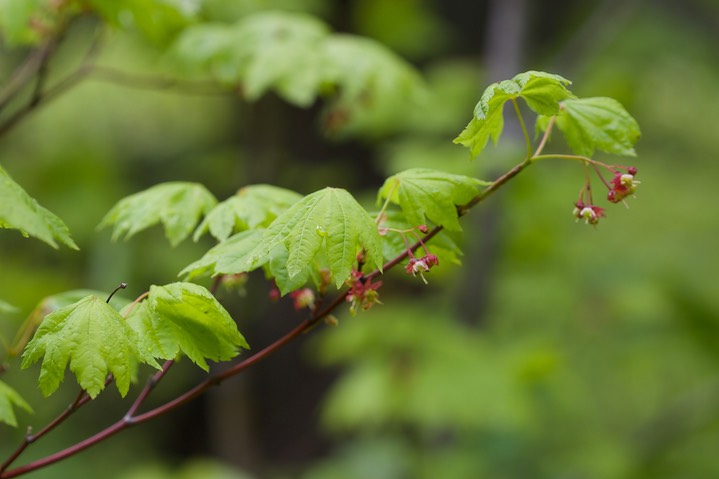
left=124, top=282, right=249, bottom=371
left=170, top=12, right=423, bottom=119
left=0, top=165, right=78, bottom=249
left=193, top=184, right=302, bottom=242
left=180, top=229, right=265, bottom=280
left=322, top=34, right=425, bottom=115
left=0, top=380, right=33, bottom=427
left=552, top=97, right=641, bottom=157
left=99, top=182, right=217, bottom=247
left=172, top=12, right=330, bottom=106
left=377, top=168, right=488, bottom=232
left=21, top=296, right=141, bottom=398
left=10, top=289, right=131, bottom=358
left=268, top=245, right=328, bottom=296
left=453, top=71, right=573, bottom=157
left=247, top=188, right=383, bottom=288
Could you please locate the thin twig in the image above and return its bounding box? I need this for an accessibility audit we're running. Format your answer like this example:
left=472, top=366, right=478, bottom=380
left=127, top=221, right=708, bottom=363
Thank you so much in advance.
left=0, top=153, right=538, bottom=478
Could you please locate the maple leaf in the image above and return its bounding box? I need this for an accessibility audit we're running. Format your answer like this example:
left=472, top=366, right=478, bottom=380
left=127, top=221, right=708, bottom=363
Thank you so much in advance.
left=193, top=184, right=302, bottom=242
left=454, top=71, right=573, bottom=158
left=0, top=165, right=77, bottom=249
left=247, top=187, right=383, bottom=288
left=0, top=380, right=33, bottom=427
left=377, top=168, right=488, bottom=231
left=22, top=296, right=141, bottom=398
left=99, top=182, right=217, bottom=246
left=124, top=282, right=249, bottom=371
left=550, top=97, right=641, bottom=157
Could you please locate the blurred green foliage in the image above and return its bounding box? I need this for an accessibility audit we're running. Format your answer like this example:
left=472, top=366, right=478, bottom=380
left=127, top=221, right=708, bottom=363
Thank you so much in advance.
left=1, top=0, right=719, bottom=478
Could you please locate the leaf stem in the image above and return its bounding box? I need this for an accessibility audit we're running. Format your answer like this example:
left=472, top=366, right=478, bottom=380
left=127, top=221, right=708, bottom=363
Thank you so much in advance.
left=531, top=153, right=610, bottom=168
left=533, top=115, right=556, bottom=157
left=375, top=181, right=397, bottom=224
left=512, top=99, right=533, bottom=159
left=0, top=149, right=538, bottom=478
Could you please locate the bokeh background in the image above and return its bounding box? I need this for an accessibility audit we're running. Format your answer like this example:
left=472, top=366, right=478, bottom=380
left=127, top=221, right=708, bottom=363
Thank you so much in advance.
left=1, top=0, right=719, bottom=478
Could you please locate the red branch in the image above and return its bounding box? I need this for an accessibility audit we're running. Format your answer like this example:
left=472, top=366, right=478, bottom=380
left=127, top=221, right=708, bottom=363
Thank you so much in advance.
left=0, top=158, right=532, bottom=478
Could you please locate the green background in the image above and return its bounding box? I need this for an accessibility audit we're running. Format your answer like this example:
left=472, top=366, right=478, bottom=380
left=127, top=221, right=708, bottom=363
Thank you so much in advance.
left=1, top=0, right=718, bottom=478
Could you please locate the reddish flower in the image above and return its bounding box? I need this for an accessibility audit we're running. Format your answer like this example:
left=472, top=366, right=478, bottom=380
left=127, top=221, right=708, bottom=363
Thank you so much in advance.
left=345, top=270, right=382, bottom=315
left=573, top=201, right=605, bottom=225
left=290, top=288, right=315, bottom=311
left=607, top=170, right=639, bottom=203
left=405, top=254, right=439, bottom=284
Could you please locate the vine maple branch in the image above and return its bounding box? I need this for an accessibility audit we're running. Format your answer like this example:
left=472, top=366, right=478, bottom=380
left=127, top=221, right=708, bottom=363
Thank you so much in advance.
left=1, top=152, right=535, bottom=478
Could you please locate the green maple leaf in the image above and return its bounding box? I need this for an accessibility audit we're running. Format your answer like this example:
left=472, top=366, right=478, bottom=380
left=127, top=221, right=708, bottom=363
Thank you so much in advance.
left=551, top=97, right=641, bottom=157
left=9, top=289, right=131, bottom=359
left=181, top=231, right=323, bottom=295
left=172, top=12, right=330, bottom=106
left=0, top=165, right=77, bottom=249
left=245, top=188, right=383, bottom=288
left=99, top=182, right=217, bottom=247
left=0, top=380, right=33, bottom=427
left=21, top=296, right=141, bottom=398
left=377, top=168, right=488, bottom=232
left=454, top=71, right=573, bottom=158
left=124, top=282, right=249, bottom=371
left=323, top=34, right=424, bottom=106
left=180, top=229, right=265, bottom=280
left=171, top=12, right=422, bottom=117
left=194, top=184, right=302, bottom=242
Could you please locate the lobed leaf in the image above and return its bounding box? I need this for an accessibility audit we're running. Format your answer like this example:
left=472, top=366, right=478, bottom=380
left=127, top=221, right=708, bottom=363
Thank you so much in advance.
left=0, top=380, right=33, bottom=427
left=454, top=71, right=573, bottom=158
left=21, top=296, right=141, bottom=398
left=124, top=282, right=249, bottom=371
left=246, top=187, right=383, bottom=288
left=377, top=168, right=488, bottom=232
left=98, top=182, right=217, bottom=247
left=322, top=34, right=425, bottom=106
left=180, top=229, right=265, bottom=280
left=193, top=184, right=302, bottom=242
left=0, top=165, right=78, bottom=249
left=10, top=289, right=131, bottom=358
left=172, top=12, right=330, bottom=105
left=171, top=12, right=423, bottom=118
left=551, top=97, right=641, bottom=157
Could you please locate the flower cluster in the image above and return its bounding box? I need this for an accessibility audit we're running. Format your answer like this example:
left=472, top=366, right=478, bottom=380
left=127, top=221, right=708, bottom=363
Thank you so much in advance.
left=345, top=270, right=382, bottom=315
left=572, top=164, right=639, bottom=226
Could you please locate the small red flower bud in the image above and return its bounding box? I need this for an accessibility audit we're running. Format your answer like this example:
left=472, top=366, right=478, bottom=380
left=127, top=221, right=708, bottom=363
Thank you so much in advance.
left=627, top=166, right=638, bottom=175
left=268, top=287, right=281, bottom=302
left=290, top=288, right=315, bottom=311
left=418, top=224, right=429, bottom=234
